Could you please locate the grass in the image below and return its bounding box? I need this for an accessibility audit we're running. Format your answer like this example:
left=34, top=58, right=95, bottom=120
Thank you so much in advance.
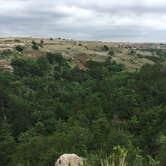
left=0, top=37, right=165, bottom=72
left=85, top=146, right=128, bottom=166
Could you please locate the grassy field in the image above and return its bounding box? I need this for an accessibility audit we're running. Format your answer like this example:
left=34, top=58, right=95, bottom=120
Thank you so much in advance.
left=0, top=37, right=165, bottom=71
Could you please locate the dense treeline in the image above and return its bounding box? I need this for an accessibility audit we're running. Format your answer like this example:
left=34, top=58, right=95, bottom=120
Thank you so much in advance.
left=0, top=53, right=165, bottom=166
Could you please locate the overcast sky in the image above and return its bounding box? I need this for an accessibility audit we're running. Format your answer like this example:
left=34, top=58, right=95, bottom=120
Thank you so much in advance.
left=0, top=0, right=166, bottom=42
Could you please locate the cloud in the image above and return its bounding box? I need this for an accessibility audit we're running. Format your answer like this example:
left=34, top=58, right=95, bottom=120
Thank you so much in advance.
left=0, top=0, right=166, bottom=42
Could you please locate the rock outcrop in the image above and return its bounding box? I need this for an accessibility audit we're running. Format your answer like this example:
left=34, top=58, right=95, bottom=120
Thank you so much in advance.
left=55, top=154, right=84, bottom=166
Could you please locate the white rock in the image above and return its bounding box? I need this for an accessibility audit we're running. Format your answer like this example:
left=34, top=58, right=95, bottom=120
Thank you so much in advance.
left=55, top=154, right=84, bottom=166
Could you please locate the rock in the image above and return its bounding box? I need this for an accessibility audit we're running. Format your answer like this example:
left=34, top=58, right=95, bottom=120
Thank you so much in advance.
left=55, top=154, right=84, bottom=166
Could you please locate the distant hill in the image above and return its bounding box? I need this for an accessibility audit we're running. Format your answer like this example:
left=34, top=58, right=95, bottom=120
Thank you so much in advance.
left=0, top=37, right=166, bottom=72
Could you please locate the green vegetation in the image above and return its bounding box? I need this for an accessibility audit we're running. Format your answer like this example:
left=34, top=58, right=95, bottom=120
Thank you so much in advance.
left=0, top=49, right=13, bottom=58
left=31, top=40, right=40, bottom=50
left=15, top=45, right=24, bottom=52
left=0, top=49, right=165, bottom=165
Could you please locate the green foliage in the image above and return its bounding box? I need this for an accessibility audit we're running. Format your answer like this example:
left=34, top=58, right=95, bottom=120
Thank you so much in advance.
left=15, top=45, right=24, bottom=52
left=39, top=40, right=44, bottom=48
left=0, top=52, right=165, bottom=165
left=0, top=122, right=16, bottom=166
left=108, top=50, right=115, bottom=57
left=157, top=135, right=166, bottom=166
left=0, top=49, right=13, bottom=58
left=85, top=146, right=128, bottom=166
left=31, top=40, right=39, bottom=50
left=102, top=45, right=109, bottom=51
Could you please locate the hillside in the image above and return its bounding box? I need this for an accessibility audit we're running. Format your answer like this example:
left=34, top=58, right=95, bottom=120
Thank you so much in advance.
left=0, top=38, right=166, bottom=72
left=0, top=38, right=166, bottom=166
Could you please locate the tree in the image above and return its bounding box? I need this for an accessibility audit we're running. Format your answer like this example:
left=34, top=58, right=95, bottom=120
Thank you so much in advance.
left=15, top=45, right=24, bottom=52
left=0, top=122, right=16, bottom=166
left=108, top=49, right=115, bottom=57
left=39, top=40, right=44, bottom=48
left=102, top=45, right=109, bottom=51
left=32, top=40, right=39, bottom=50
left=157, top=135, right=166, bottom=166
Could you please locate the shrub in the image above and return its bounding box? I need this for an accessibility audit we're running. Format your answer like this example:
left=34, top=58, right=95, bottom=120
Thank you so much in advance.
left=32, top=40, right=39, bottom=50
left=15, top=45, right=24, bottom=52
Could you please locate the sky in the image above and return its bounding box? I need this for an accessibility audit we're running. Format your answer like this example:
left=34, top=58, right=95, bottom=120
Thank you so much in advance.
left=0, top=0, right=166, bottom=42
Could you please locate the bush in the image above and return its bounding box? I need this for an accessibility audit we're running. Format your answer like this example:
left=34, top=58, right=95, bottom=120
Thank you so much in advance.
left=32, top=40, right=39, bottom=50
left=108, top=50, right=115, bottom=56
left=15, top=45, right=24, bottom=52
left=103, top=45, right=109, bottom=51
left=0, top=49, right=12, bottom=58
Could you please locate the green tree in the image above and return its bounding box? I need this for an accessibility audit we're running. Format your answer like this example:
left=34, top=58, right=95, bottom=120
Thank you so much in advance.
left=0, top=122, right=16, bottom=166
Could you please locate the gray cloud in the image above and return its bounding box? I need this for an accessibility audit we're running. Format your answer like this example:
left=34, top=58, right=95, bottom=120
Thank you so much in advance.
left=0, top=0, right=166, bottom=42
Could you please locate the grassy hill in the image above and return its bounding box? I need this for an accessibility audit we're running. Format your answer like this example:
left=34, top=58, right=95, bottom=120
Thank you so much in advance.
left=0, top=37, right=166, bottom=72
